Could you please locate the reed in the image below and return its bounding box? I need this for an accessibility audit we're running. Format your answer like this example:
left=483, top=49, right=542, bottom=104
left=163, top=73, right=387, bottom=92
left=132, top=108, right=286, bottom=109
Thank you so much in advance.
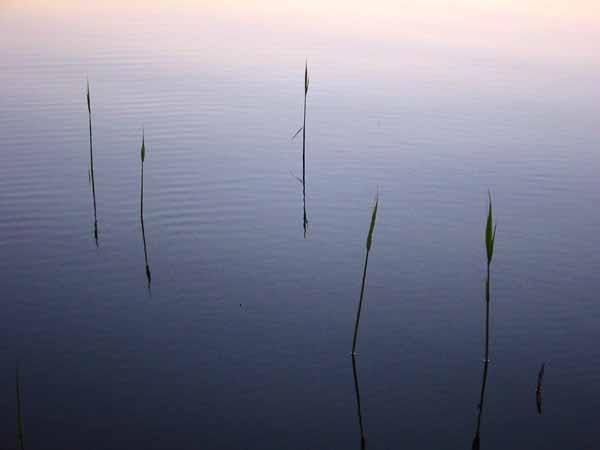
left=16, top=365, right=24, bottom=450
left=472, top=360, right=489, bottom=450
left=140, top=130, right=146, bottom=218
left=293, top=61, right=310, bottom=237
left=472, top=196, right=497, bottom=449
left=86, top=79, right=98, bottom=246
left=484, top=191, right=497, bottom=362
left=302, top=61, right=309, bottom=197
left=140, top=131, right=151, bottom=288
left=536, top=363, right=545, bottom=415
left=303, top=200, right=308, bottom=238
left=351, top=190, right=379, bottom=355
left=351, top=355, right=367, bottom=449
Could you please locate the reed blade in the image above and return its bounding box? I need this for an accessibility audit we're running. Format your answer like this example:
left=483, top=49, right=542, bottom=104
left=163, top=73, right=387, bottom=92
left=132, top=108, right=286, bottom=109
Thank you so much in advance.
left=292, top=126, right=303, bottom=140
left=485, top=191, right=496, bottom=266
left=366, top=190, right=379, bottom=252
left=304, top=60, right=309, bottom=94
left=140, top=129, right=146, bottom=163
left=86, top=79, right=91, bottom=115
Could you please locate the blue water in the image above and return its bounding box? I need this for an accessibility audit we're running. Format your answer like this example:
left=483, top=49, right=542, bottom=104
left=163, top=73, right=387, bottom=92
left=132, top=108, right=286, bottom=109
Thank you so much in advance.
left=1, top=2, right=599, bottom=448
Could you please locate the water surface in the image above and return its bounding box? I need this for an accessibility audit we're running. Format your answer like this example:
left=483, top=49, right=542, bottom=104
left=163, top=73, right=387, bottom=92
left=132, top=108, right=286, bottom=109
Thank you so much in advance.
left=1, top=1, right=600, bottom=448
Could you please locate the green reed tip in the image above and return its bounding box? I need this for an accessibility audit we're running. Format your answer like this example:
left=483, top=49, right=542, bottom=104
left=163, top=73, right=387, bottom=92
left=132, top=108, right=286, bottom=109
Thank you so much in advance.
left=366, top=189, right=379, bottom=252
left=485, top=191, right=496, bottom=266
left=305, top=60, right=309, bottom=95
left=140, top=129, right=146, bottom=163
left=86, top=79, right=91, bottom=115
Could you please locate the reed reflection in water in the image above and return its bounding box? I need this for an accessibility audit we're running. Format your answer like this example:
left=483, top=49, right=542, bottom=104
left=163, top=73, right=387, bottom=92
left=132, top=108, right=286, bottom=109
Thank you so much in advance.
left=471, top=359, right=489, bottom=450
left=351, top=355, right=367, bottom=449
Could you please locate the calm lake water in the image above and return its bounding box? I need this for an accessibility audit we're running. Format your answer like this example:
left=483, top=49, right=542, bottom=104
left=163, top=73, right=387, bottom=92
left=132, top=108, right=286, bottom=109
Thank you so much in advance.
left=1, top=1, right=600, bottom=448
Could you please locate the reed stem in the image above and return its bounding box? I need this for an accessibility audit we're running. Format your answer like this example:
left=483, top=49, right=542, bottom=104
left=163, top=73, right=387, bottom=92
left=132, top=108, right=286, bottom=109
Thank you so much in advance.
left=87, top=81, right=98, bottom=246
left=472, top=359, right=489, bottom=450
left=140, top=160, right=144, bottom=220
left=16, top=365, right=24, bottom=450
left=485, top=264, right=490, bottom=362
left=352, top=251, right=370, bottom=355
left=302, top=89, right=306, bottom=194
